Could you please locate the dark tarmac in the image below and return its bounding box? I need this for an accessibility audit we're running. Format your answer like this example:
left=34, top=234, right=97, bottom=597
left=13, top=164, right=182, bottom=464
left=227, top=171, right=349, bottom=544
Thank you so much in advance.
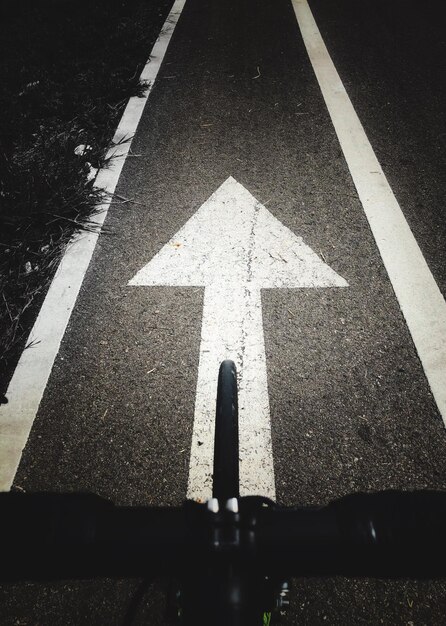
left=1, top=0, right=446, bottom=623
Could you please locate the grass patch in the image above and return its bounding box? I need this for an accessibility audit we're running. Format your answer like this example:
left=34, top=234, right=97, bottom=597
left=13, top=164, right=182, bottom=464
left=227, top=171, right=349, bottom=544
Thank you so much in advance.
left=0, top=0, right=174, bottom=397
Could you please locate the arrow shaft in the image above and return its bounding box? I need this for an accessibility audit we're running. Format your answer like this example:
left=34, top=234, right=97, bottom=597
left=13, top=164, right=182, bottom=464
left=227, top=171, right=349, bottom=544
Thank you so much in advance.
left=187, top=285, right=276, bottom=501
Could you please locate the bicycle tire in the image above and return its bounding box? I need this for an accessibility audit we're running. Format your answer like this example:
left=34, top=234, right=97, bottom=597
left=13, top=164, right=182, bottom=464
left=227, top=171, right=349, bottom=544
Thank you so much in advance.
left=213, top=360, right=239, bottom=500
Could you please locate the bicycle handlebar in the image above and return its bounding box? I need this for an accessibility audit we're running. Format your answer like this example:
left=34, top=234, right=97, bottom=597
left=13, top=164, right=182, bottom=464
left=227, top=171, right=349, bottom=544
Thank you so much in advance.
left=2, top=490, right=446, bottom=583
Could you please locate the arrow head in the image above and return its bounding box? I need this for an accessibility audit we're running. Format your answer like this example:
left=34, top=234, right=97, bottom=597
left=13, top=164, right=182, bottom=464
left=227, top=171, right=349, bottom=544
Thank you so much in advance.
left=129, top=177, right=348, bottom=289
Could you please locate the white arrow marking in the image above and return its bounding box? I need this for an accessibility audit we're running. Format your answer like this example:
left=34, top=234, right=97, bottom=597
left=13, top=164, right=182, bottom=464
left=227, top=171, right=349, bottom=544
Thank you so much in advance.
left=130, top=177, right=348, bottom=500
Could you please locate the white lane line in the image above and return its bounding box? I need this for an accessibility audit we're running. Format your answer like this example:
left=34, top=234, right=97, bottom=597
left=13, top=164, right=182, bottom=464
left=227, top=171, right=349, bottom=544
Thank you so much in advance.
left=129, top=177, right=348, bottom=501
left=292, top=0, right=446, bottom=424
left=0, top=0, right=186, bottom=492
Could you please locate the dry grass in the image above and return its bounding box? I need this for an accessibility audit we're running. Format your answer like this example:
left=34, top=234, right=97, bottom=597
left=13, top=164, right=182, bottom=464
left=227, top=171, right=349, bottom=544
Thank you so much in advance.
left=0, top=0, right=173, bottom=396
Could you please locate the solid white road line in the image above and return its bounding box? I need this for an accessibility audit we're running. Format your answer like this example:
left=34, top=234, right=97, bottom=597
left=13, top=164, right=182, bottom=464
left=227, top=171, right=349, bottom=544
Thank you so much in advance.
left=129, top=177, right=347, bottom=501
left=292, top=0, right=446, bottom=424
left=0, top=0, right=186, bottom=492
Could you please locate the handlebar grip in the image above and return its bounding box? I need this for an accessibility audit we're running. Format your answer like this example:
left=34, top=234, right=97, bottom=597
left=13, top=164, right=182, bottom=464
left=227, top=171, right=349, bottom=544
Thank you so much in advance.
left=335, top=490, right=446, bottom=576
left=0, top=492, right=185, bottom=581
left=257, top=490, right=446, bottom=577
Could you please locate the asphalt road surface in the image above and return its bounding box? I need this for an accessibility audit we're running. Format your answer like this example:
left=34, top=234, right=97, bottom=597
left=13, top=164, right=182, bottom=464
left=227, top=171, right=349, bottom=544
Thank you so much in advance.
left=1, top=0, right=446, bottom=623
